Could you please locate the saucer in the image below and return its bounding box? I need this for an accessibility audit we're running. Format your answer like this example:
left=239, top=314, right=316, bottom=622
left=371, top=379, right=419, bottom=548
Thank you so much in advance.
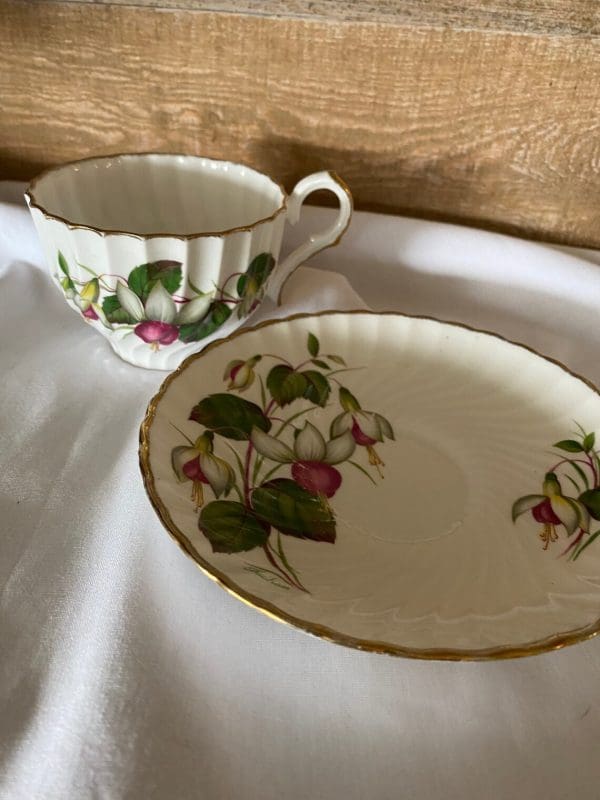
left=139, top=311, right=600, bottom=659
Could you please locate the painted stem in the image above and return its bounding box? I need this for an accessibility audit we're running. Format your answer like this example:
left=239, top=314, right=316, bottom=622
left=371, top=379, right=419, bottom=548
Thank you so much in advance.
left=169, top=421, right=195, bottom=446
left=272, top=406, right=316, bottom=438
left=262, top=543, right=305, bottom=591
left=221, top=441, right=247, bottom=485
left=550, top=457, right=597, bottom=479
left=231, top=484, right=245, bottom=503
left=76, top=262, right=98, bottom=278
left=264, top=541, right=307, bottom=592
left=587, top=453, right=598, bottom=487
left=562, top=528, right=586, bottom=558
left=276, top=532, right=305, bottom=589
left=218, top=272, right=247, bottom=303
left=261, top=353, right=294, bottom=368
left=242, top=393, right=278, bottom=501
left=221, top=271, right=245, bottom=291
left=259, top=463, right=285, bottom=485
left=250, top=398, right=279, bottom=489
left=243, top=441, right=254, bottom=506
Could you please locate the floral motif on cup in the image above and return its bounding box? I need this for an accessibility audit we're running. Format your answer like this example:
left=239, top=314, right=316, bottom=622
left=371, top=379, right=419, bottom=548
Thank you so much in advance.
left=55, top=250, right=275, bottom=349
left=512, top=426, right=600, bottom=560
left=171, top=332, right=395, bottom=592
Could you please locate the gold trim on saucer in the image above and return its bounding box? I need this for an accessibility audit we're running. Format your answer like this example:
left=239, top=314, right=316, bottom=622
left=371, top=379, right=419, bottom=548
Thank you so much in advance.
left=139, top=310, right=600, bottom=661
left=25, top=152, right=289, bottom=241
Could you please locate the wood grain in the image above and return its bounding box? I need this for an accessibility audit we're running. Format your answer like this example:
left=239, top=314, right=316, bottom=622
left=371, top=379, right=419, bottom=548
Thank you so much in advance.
left=2, top=0, right=600, bottom=246
left=51, top=0, right=600, bottom=36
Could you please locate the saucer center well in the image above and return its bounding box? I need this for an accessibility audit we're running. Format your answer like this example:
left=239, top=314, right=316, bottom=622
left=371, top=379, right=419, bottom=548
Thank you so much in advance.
left=342, top=432, right=468, bottom=545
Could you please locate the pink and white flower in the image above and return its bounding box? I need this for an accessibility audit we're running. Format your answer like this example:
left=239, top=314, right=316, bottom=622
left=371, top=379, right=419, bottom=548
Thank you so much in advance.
left=116, top=281, right=212, bottom=349
left=73, top=278, right=109, bottom=326
left=223, top=355, right=262, bottom=392
left=512, top=472, right=589, bottom=550
left=251, top=422, right=356, bottom=498
left=171, top=431, right=235, bottom=509
left=330, top=387, right=394, bottom=476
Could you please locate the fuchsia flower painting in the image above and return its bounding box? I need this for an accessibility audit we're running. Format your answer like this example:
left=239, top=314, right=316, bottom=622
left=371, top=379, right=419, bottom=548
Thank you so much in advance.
left=171, top=332, right=395, bottom=592
left=56, top=250, right=275, bottom=349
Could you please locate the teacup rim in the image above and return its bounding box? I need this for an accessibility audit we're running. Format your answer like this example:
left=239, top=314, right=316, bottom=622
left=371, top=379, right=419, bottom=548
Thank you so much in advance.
left=25, top=152, right=289, bottom=241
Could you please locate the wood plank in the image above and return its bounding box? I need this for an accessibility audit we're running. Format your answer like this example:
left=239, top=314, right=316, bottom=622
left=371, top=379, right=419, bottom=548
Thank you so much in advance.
left=52, top=0, right=600, bottom=36
left=2, top=0, right=600, bottom=246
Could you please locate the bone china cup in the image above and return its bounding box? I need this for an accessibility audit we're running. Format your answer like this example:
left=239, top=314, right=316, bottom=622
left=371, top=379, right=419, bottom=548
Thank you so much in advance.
left=25, top=154, right=353, bottom=369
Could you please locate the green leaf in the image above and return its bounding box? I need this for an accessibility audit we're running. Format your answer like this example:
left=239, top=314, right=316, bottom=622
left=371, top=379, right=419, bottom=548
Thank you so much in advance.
left=348, top=459, right=377, bottom=486
left=199, top=501, right=269, bottom=553
left=247, top=252, right=275, bottom=287
left=59, top=275, right=75, bottom=293
left=58, top=251, right=69, bottom=276
left=236, top=283, right=265, bottom=319
left=189, top=393, right=271, bottom=440
left=220, top=440, right=247, bottom=483
left=128, top=263, right=149, bottom=299
left=311, top=359, right=331, bottom=370
left=128, top=260, right=182, bottom=302
left=252, top=478, right=336, bottom=542
left=573, top=529, right=600, bottom=560
left=570, top=461, right=589, bottom=490
left=258, top=374, right=267, bottom=410
left=579, top=488, right=600, bottom=520
left=236, top=252, right=276, bottom=297
left=236, top=273, right=249, bottom=297
left=102, top=295, right=121, bottom=315
left=266, top=365, right=308, bottom=407
left=147, top=260, right=183, bottom=295
left=187, top=275, right=206, bottom=296
left=252, top=454, right=264, bottom=488
left=583, top=432, right=596, bottom=452
left=272, top=407, right=313, bottom=438
left=307, top=333, right=319, bottom=357
left=326, top=354, right=346, bottom=366
left=178, top=301, right=232, bottom=343
left=554, top=439, right=584, bottom=453
left=102, top=294, right=135, bottom=324
left=565, top=473, right=582, bottom=494
left=301, top=370, right=331, bottom=407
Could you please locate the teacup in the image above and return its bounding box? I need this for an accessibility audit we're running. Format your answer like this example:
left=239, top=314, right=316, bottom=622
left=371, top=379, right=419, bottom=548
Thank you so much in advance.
left=26, top=153, right=352, bottom=369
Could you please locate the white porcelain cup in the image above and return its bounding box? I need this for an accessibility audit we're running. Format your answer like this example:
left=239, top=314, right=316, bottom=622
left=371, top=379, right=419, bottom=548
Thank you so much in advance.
left=26, top=153, right=352, bottom=369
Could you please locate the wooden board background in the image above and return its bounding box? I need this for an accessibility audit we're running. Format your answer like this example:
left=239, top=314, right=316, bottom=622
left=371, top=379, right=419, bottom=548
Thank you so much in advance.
left=1, top=0, right=600, bottom=247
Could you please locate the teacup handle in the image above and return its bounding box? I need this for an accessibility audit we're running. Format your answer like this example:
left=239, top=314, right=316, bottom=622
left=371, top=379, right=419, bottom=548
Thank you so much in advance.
left=267, top=171, right=353, bottom=304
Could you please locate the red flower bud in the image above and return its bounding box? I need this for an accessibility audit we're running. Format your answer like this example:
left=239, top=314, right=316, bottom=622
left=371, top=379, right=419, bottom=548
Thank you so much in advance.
left=135, top=320, right=179, bottom=345
left=351, top=419, right=377, bottom=447
left=182, top=456, right=209, bottom=484
left=291, top=461, right=342, bottom=498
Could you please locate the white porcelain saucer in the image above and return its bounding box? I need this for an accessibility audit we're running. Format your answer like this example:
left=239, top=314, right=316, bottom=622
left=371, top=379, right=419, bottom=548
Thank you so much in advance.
left=140, top=312, right=600, bottom=659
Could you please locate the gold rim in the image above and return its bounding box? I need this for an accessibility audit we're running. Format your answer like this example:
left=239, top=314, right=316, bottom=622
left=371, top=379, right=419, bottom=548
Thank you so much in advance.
left=25, top=152, right=288, bottom=241
left=139, top=310, right=600, bottom=660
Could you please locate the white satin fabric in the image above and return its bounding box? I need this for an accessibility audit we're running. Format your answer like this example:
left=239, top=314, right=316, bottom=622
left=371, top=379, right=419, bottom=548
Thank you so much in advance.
left=2, top=182, right=600, bottom=800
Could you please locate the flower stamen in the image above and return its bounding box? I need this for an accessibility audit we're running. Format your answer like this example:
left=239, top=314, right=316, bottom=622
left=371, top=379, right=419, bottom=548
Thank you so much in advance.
left=191, top=481, right=204, bottom=510
left=539, top=523, right=558, bottom=550
left=367, top=445, right=385, bottom=478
